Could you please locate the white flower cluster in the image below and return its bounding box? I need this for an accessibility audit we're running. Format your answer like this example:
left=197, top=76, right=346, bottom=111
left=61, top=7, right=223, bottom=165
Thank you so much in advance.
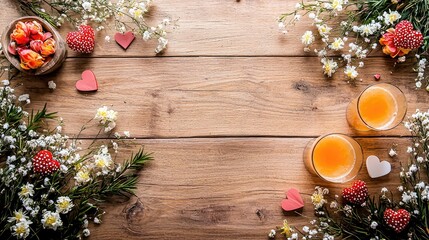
left=397, top=109, right=429, bottom=214
left=311, top=186, right=329, bottom=210
left=414, top=55, right=427, bottom=89
left=25, top=0, right=173, bottom=53
left=8, top=210, right=33, bottom=239
left=0, top=81, right=134, bottom=239
left=115, top=1, right=172, bottom=53
left=74, top=144, right=122, bottom=186
left=278, top=3, right=403, bottom=81
left=94, top=106, right=118, bottom=132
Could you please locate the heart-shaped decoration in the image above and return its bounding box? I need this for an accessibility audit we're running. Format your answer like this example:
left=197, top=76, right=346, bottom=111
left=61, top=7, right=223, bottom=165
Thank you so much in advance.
left=115, top=31, right=135, bottom=50
left=342, top=180, right=368, bottom=205
left=76, top=70, right=98, bottom=92
left=384, top=208, right=410, bottom=233
left=366, top=155, right=391, bottom=178
left=281, top=188, right=304, bottom=211
left=393, top=20, right=423, bottom=50
left=32, top=150, right=60, bottom=175
left=66, top=25, right=95, bottom=53
left=373, top=73, right=381, bottom=81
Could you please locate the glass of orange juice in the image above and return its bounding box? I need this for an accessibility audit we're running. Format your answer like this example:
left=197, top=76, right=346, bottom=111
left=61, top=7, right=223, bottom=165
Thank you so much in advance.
left=303, top=133, right=363, bottom=183
left=346, top=83, right=407, bottom=131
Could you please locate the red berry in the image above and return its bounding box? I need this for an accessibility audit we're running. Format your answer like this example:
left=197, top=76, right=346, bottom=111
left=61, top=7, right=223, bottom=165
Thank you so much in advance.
left=384, top=208, right=410, bottom=233
left=66, top=25, right=95, bottom=53
left=393, top=20, right=423, bottom=49
left=32, top=150, right=60, bottom=175
left=342, top=180, right=368, bottom=205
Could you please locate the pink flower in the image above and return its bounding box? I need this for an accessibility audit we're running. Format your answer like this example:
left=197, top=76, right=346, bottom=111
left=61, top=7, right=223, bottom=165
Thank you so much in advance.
left=30, top=40, right=43, bottom=53
left=25, top=20, right=43, bottom=35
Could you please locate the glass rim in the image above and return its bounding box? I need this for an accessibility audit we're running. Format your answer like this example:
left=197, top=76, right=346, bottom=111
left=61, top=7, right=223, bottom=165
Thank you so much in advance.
left=356, top=83, right=407, bottom=131
left=310, top=133, right=363, bottom=182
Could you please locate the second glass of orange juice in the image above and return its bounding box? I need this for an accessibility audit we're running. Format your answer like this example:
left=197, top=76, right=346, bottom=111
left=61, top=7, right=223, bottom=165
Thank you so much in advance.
left=347, top=83, right=407, bottom=131
left=303, top=133, right=363, bottom=183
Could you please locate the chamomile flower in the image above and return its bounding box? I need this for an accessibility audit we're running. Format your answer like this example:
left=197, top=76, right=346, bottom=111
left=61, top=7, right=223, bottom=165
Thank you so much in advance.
left=321, top=58, right=338, bottom=77
left=41, top=211, right=63, bottom=230
left=311, top=186, right=329, bottom=209
left=279, top=219, right=293, bottom=237
left=344, top=65, right=358, bottom=79
left=74, top=167, right=92, bottom=185
left=56, top=196, right=74, bottom=214
left=301, top=31, right=315, bottom=46
left=317, top=24, right=332, bottom=37
left=95, top=106, right=118, bottom=132
left=329, top=38, right=344, bottom=50
left=11, top=221, right=31, bottom=239
left=383, top=10, right=401, bottom=25
left=331, top=0, right=345, bottom=11
left=93, top=146, right=113, bottom=174
left=8, top=209, right=29, bottom=223
left=18, top=183, right=34, bottom=199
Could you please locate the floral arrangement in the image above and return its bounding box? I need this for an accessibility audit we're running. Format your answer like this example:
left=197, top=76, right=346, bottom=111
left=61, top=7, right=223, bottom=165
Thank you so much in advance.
left=269, top=109, right=429, bottom=240
left=0, top=81, right=152, bottom=239
left=278, top=0, right=428, bottom=89
left=8, top=20, right=56, bottom=70
left=16, top=0, right=173, bottom=53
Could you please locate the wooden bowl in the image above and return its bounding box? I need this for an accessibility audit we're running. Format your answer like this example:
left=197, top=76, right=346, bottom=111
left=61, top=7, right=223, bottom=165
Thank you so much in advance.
left=1, top=16, right=67, bottom=75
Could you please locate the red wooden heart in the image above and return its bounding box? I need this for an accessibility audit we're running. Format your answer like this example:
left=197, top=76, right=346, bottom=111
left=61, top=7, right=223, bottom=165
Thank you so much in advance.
left=114, top=31, right=135, bottom=50
left=281, top=188, right=304, bottom=211
left=76, top=70, right=98, bottom=92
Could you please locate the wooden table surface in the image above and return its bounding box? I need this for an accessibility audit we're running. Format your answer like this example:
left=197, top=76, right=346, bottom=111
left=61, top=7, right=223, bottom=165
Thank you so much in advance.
left=2, top=1, right=429, bottom=239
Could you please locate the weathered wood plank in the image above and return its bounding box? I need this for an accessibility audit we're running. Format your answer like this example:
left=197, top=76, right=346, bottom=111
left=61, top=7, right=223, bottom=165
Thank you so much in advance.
left=15, top=57, right=427, bottom=138
left=88, top=137, right=405, bottom=239
left=0, top=0, right=382, bottom=57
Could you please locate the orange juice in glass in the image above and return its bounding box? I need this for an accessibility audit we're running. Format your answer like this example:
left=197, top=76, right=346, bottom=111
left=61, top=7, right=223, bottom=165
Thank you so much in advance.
left=347, top=83, right=407, bottom=131
left=304, top=133, right=363, bottom=183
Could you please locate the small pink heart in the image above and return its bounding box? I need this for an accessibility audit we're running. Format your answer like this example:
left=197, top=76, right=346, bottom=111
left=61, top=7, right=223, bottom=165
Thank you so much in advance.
left=76, top=70, right=98, bottom=92
left=281, top=188, right=304, bottom=211
left=114, top=31, right=135, bottom=50
left=374, top=74, right=381, bottom=81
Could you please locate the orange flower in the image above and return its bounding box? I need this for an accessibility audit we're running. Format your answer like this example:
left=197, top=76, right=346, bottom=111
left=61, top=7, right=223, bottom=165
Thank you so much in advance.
left=379, top=29, right=410, bottom=58
left=25, top=20, right=43, bottom=35
left=18, top=49, right=45, bottom=70
left=40, top=38, right=56, bottom=57
left=10, top=21, right=30, bottom=45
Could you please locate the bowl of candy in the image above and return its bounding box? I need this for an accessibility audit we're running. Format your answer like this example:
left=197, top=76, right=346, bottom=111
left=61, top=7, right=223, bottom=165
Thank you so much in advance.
left=1, top=16, right=67, bottom=75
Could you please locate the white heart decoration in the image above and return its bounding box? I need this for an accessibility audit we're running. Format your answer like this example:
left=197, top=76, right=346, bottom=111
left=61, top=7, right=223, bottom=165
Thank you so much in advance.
left=366, top=155, right=391, bottom=178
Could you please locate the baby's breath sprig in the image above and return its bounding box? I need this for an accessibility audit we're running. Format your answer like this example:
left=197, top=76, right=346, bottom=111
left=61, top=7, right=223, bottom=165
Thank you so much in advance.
left=270, top=109, right=429, bottom=239
left=16, top=0, right=174, bottom=53
left=0, top=82, right=153, bottom=239
left=278, top=0, right=428, bottom=88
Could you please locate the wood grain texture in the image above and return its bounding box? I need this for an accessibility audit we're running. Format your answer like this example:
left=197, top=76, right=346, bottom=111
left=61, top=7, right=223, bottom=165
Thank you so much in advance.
left=0, top=0, right=383, bottom=57
left=88, top=137, right=405, bottom=239
left=15, top=57, right=427, bottom=138
left=0, top=1, right=425, bottom=240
